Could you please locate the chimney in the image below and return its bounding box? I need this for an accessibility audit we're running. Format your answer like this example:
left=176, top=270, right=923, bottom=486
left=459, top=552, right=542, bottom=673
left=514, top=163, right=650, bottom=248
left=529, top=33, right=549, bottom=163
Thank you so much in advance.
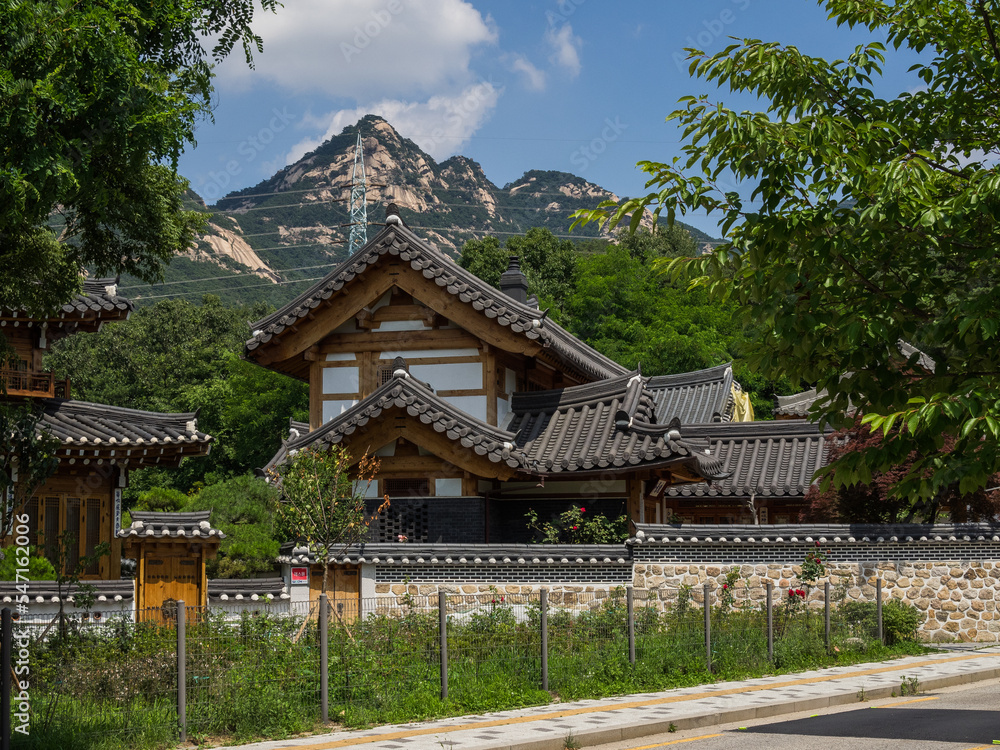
left=499, top=256, right=529, bottom=304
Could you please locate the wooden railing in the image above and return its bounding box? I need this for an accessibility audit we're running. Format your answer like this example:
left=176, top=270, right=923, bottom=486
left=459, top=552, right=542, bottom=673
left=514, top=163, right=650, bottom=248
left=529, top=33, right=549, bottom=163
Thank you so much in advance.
left=1, top=366, right=70, bottom=399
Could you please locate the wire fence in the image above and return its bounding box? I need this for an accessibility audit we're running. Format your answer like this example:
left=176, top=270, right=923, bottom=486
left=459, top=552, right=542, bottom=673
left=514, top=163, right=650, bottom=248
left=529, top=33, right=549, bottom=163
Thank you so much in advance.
left=3, top=580, right=913, bottom=749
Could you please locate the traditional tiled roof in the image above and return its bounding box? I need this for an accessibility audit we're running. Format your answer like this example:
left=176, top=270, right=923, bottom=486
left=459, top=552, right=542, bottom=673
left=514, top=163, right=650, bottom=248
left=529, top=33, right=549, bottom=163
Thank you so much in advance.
left=208, top=578, right=288, bottom=602
left=0, top=580, right=134, bottom=604
left=279, top=542, right=632, bottom=565
left=40, top=400, right=211, bottom=448
left=773, top=388, right=820, bottom=418
left=646, top=363, right=735, bottom=424
left=269, top=370, right=728, bottom=480
left=630, top=522, right=1000, bottom=544
left=507, top=372, right=729, bottom=478
left=245, top=224, right=627, bottom=382
left=35, top=399, right=213, bottom=467
left=70, top=278, right=134, bottom=316
left=279, top=372, right=519, bottom=468
left=117, top=511, right=225, bottom=540
left=662, top=420, right=831, bottom=499
left=772, top=341, right=934, bottom=418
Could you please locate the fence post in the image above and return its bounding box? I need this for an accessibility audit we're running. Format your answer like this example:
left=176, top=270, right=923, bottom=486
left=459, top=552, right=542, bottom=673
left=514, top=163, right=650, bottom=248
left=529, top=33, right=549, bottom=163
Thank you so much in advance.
left=824, top=581, right=831, bottom=653
left=2, top=607, right=11, bottom=750
left=766, top=582, right=773, bottom=662
left=876, top=578, right=883, bottom=645
left=319, top=593, right=329, bottom=723
left=540, top=588, right=549, bottom=691
left=703, top=583, right=712, bottom=673
left=626, top=585, right=636, bottom=666
left=439, top=591, right=448, bottom=700
left=177, top=600, right=186, bottom=743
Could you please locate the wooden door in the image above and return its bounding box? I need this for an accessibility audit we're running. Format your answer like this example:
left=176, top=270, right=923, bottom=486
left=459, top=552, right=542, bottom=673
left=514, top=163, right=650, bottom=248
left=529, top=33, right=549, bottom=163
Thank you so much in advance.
left=310, top=564, right=360, bottom=621
left=142, top=553, right=200, bottom=620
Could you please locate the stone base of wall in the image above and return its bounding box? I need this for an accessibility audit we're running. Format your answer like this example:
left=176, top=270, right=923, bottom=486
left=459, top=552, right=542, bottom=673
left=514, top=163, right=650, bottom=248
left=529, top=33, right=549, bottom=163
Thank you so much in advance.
left=633, top=561, right=999, bottom=643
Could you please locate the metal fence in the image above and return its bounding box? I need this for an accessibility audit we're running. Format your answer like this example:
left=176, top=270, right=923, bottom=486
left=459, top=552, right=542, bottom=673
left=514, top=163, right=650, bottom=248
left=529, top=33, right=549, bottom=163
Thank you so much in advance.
left=0, top=581, right=900, bottom=748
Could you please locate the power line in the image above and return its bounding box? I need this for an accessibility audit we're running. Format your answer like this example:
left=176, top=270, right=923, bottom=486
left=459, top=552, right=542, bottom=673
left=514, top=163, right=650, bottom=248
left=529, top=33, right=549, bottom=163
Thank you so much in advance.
left=118, top=261, right=344, bottom=291
left=134, top=275, right=327, bottom=301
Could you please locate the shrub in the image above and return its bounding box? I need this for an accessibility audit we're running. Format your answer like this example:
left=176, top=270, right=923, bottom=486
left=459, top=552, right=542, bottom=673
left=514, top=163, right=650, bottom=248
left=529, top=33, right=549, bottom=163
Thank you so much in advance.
left=839, top=599, right=924, bottom=645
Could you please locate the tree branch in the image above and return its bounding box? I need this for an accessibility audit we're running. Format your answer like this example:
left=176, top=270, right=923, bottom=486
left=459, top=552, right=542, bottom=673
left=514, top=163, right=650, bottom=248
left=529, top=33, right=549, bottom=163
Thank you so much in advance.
left=977, top=0, right=1000, bottom=64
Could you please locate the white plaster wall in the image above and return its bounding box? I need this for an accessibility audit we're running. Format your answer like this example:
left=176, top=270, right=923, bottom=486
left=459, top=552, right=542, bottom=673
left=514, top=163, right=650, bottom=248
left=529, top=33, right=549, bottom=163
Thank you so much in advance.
left=375, top=442, right=396, bottom=457
left=435, top=478, right=463, bottom=497
left=353, top=479, right=382, bottom=499
left=322, top=399, right=357, bottom=422
left=497, top=480, right=628, bottom=496
left=505, top=368, right=518, bottom=395
left=322, top=366, right=359, bottom=394
left=325, top=352, right=356, bottom=362
left=497, top=393, right=510, bottom=426
left=378, top=320, right=428, bottom=331
left=443, top=395, right=487, bottom=422
left=409, top=362, right=483, bottom=391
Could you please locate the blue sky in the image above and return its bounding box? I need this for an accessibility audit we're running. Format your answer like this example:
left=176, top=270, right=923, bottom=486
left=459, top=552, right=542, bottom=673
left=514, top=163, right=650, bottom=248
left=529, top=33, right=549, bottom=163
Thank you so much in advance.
left=178, top=0, right=925, bottom=238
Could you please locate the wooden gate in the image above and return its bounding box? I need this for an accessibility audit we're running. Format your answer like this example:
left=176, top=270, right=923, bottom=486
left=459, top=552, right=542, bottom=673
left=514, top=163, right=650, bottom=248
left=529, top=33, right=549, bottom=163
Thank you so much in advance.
left=310, top=563, right=361, bottom=621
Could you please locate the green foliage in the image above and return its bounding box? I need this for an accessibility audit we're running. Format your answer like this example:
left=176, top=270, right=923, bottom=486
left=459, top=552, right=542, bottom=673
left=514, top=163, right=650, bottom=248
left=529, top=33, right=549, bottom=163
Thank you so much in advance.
left=275, top=447, right=387, bottom=593
left=525, top=505, right=629, bottom=544
left=0, top=546, right=56, bottom=581
left=0, top=402, right=60, bottom=537
left=574, top=0, right=1000, bottom=500
left=133, top=488, right=187, bottom=513
left=45, top=295, right=308, bottom=494
left=799, top=545, right=829, bottom=584
left=0, top=0, right=277, bottom=315
left=185, top=475, right=281, bottom=578
left=839, top=599, right=925, bottom=647
left=458, top=228, right=578, bottom=317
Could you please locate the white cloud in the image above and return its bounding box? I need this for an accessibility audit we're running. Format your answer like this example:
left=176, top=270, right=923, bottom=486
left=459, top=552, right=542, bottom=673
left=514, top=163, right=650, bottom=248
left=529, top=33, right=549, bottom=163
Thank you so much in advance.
left=546, top=23, right=582, bottom=77
left=215, top=0, right=497, bottom=98
left=509, top=55, right=546, bottom=92
left=282, top=81, right=502, bottom=164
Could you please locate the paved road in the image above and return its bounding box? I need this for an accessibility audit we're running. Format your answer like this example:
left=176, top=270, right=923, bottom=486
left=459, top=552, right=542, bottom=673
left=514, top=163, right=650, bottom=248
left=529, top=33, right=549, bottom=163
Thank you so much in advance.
left=589, top=678, right=1000, bottom=750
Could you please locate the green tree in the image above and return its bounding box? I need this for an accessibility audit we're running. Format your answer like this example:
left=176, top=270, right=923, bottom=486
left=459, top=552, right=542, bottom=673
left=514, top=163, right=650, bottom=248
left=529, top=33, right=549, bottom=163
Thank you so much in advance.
left=273, top=447, right=387, bottom=595
left=185, top=475, right=281, bottom=578
left=0, top=0, right=277, bottom=315
left=458, top=228, right=578, bottom=316
left=0, top=403, right=59, bottom=538
left=575, top=0, right=1000, bottom=501
left=45, top=296, right=308, bottom=491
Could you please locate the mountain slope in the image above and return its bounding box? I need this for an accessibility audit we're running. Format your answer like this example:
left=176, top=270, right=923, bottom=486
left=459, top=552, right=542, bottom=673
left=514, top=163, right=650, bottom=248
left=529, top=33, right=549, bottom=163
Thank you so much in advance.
left=132, top=115, right=718, bottom=306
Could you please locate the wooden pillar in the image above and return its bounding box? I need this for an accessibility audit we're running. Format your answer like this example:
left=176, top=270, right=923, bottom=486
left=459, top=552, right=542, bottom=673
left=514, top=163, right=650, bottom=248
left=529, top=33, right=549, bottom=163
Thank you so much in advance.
left=627, top=479, right=643, bottom=530
left=309, top=359, right=322, bottom=430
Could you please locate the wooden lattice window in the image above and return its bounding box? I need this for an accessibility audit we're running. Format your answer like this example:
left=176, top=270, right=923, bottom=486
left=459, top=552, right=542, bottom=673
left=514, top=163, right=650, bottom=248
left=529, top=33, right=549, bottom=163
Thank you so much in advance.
left=383, top=478, right=431, bottom=497
left=375, top=499, right=430, bottom=542
left=26, top=494, right=104, bottom=575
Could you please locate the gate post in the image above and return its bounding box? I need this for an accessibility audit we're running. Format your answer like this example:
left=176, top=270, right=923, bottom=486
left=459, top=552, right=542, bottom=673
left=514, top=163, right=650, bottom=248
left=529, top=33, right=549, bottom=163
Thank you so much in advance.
left=319, top=593, right=329, bottom=722
left=177, top=600, right=186, bottom=742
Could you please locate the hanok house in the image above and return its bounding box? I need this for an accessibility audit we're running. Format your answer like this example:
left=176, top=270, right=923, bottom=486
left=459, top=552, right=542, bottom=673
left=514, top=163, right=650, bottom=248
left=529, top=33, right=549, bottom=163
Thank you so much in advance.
left=249, top=208, right=831, bottom=549
left=1, top=279, right=213, bottom=579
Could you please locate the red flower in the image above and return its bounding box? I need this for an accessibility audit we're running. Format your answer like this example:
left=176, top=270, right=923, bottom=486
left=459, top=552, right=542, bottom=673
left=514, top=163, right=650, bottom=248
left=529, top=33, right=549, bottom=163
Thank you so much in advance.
left=722, top=583, right=728, bottom=589
left=501, top=596, right=505, bottom=602
left=579, top=507, right=586, bottom=513
left=572, top=525, right=579, bottom=530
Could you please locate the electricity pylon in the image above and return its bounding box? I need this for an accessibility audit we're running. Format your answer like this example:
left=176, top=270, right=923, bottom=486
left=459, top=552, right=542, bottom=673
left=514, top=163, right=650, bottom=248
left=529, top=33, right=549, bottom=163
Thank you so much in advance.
left=348, top=132, right=368, bottom=254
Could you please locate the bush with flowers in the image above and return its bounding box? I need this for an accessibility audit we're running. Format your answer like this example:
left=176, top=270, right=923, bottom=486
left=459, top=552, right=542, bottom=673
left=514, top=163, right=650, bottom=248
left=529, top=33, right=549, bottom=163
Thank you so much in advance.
left=524, top=505, right=629, bottom=544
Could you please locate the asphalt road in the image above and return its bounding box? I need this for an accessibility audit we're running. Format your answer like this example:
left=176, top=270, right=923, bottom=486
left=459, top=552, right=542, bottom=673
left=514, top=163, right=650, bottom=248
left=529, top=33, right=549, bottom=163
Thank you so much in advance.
left=590, top=677, right=1000, bottom=750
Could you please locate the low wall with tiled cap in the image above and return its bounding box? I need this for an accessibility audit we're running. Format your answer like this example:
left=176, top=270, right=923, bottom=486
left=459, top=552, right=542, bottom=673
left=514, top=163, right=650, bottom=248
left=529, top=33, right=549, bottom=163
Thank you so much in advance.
left=281, top=525, right=1000, bottom=642
left=630, top=523, right=1000, bottom=642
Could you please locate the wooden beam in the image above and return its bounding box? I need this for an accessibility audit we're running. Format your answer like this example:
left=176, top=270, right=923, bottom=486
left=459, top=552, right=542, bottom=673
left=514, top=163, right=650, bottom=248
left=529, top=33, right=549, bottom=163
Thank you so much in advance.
left=484, top=344, right=497, bottom=426
left=319, top=328, right=481, bottom=353
left=338, top=413, right=516, bottom=480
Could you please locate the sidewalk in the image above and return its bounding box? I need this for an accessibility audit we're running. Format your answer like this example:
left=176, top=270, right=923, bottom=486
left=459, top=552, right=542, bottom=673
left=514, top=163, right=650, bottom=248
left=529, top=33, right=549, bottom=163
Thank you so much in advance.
left=221, top=646, right=1000, bottom=750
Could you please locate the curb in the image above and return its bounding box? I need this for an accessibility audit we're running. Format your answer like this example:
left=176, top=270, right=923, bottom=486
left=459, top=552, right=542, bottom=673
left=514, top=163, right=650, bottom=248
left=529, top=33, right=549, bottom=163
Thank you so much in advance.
left=488, top=664, right=1000, bottom=750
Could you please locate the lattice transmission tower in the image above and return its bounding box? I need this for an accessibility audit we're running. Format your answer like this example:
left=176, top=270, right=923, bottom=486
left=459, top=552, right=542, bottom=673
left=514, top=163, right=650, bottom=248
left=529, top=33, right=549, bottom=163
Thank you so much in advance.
left=348, top=132, right=368, bottom=254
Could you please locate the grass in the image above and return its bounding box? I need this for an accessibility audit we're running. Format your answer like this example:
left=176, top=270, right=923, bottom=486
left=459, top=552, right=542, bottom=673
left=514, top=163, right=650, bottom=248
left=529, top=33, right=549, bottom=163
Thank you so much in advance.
left=12, top=594, right=928, bottom=749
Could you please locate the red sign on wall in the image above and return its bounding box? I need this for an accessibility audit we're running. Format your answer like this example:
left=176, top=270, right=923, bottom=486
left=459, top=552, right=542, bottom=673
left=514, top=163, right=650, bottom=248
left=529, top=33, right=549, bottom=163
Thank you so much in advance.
left=291, top=566, right=309, bottom=583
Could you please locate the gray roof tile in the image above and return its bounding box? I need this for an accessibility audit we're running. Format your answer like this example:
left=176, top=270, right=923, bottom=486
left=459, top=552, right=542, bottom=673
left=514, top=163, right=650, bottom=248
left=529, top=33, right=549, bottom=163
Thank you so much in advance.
left=646, top=363, right=736, bottom=424
left=39, top=399, right=212, bottom=450
left=118, top=510, right=225, bottom=540
left=245, top=224, right=627, bottom=381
